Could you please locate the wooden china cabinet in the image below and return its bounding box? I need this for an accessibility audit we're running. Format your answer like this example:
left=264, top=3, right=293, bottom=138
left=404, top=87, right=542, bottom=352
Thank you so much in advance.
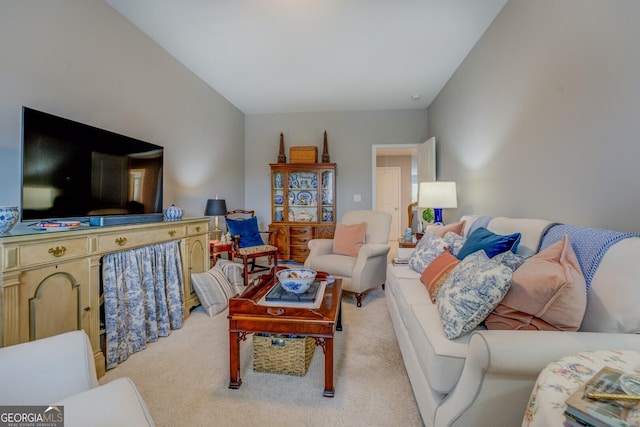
left=268, top=163, right=336, bottom=263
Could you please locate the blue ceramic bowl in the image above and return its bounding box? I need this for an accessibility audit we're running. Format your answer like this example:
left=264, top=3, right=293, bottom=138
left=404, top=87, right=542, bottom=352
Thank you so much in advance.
left=0, top=206, right=19, bottom=234
left=276, top=268, right=317, bottom=294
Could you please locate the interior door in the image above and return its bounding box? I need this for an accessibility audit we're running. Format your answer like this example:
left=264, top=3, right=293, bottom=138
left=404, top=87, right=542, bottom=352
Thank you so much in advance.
left=376, top=167, right=401, bottom=240
left=417, top=137, right=436, bottom=184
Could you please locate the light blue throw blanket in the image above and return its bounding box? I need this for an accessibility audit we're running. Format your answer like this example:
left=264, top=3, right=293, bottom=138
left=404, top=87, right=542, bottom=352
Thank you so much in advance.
left=467, top=216, right=492, bottom=235
left=540, top=224, right=640, bottom=293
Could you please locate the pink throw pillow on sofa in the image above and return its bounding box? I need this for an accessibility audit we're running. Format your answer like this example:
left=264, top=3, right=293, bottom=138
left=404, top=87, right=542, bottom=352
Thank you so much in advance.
left=333, top=222, right=367, bottom=256
left=426, top=220, right=466, bottom=238
left=485, top=304, right=563, bottom=331
left=420, top=251, right=460, bottom=303
left=497, top=235, right=587, bottom=331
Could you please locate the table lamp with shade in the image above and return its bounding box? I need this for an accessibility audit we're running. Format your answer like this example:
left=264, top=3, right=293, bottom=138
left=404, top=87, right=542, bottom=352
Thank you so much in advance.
left=205, top=197, right=227, bottom=241
left=418, top=181, right=457, bottom=225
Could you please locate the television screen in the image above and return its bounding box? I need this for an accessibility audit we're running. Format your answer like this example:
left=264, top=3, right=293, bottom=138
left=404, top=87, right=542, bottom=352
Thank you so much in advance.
left=21, top=107, right=163, bottom=222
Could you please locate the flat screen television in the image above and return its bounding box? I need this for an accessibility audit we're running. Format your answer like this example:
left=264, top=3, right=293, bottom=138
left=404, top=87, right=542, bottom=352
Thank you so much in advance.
left=21, top=107, right=163, bottom=222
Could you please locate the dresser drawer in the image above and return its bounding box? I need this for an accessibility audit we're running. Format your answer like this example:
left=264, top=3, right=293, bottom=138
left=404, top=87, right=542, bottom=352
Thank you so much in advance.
left=97, top=226, right=187, bottom=253
left=290, top=245, right=310, bottom=259
left=289, top=226, right=314, bottom=239
left=187, top=223, right=207, bottom=235
left=18, top=237, right=90, bottom=268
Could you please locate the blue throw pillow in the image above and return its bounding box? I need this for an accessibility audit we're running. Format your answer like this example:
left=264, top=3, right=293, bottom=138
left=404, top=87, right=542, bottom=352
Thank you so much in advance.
left=225, top=216, right=264, bottom=248
left=456, top=227, right=521, bottom=260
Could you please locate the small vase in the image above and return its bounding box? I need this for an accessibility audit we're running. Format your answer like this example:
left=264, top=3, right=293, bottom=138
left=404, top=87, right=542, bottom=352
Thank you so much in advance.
left=0, top=206, right=19, bottom=234
left=164, top=204, right=183, bottom=221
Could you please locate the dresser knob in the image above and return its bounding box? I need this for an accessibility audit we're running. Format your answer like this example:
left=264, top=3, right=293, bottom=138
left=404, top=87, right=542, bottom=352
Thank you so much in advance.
left=169, top=230, right=176, bottom=237
left=195, top=226, right=201, bottom=232
left=115, top=237, right=127, bottom=246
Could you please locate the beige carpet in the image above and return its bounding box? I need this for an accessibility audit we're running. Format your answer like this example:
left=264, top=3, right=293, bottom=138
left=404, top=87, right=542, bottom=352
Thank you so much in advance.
left=99, top=286, right=422, bottom=427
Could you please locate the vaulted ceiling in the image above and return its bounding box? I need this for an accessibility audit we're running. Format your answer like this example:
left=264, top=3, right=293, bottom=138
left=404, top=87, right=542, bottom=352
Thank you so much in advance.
left=107, top=0, right=507, bottom=114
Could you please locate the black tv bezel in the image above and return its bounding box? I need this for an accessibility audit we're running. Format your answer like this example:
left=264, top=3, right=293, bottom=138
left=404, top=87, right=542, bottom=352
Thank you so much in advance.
left=20, top=106, right=164, bottom=224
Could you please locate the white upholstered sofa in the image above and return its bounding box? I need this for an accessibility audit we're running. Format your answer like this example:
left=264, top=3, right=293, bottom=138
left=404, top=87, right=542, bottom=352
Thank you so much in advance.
left=386, top=215, right=640, bottom=427
left=0, top=330, right=154, bottom=427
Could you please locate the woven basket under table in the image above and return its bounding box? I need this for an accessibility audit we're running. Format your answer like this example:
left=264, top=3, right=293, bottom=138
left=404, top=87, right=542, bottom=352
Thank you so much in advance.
left=252, top=334, right=315, bottom=376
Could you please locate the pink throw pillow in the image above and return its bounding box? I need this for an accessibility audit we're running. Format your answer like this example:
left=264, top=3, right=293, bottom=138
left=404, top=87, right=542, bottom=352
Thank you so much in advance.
left=498, top=235, right=587, bottom=331
left=485, top=304, right=563, bottom=331
left=420, top=251, right=460, bottom=303
left=333, top=222, right=367, bottom=256
left=426, top=220, right=466, bottom=238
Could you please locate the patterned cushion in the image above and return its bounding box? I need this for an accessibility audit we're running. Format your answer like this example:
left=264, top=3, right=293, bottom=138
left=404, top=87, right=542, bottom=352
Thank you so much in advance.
left=191, top=268, right=238, bottom=317
left=408, top=232, right=449, bottom=273
left=420, top=251, right=460, bottom=303
left=236, top=245, right=278, bottom=256
left=437, top=250, right=513, bottom=339
left=456, top=227, right=521, bottom=260
left=492, top=250, right=528, bottom=271
left=443, top=232, right=466, bottom=257
left=213, top=259, right=244, bottom=288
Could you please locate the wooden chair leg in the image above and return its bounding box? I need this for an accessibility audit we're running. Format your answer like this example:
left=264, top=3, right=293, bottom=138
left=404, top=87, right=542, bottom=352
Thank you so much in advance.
left=355, top=293, right=363, bottom=307
left=243, top=258, right=250, bottom=287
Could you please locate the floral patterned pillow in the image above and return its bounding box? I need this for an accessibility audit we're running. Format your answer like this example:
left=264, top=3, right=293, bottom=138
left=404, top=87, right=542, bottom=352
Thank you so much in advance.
left=492, top=251, right=528, bottom=271
left=408, top=232, right=449, bottom=273
left=437, top=250, right=513, bottom=339
left=443, top=231, right=466, bottom=257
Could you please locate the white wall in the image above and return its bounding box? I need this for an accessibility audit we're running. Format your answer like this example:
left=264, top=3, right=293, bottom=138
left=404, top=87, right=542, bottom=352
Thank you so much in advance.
left=244, top=110, right=428, bottom=229
left=0, top=1, right=245, bottom=222
left=428, top=0, right=640, bottom=232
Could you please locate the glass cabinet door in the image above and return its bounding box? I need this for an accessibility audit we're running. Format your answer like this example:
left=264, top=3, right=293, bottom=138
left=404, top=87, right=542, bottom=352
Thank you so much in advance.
left=287, top=171, right=318, bottom=223
left=321, top=170, right=334, bottom=223
left=272, top=171, right=285, bottom=222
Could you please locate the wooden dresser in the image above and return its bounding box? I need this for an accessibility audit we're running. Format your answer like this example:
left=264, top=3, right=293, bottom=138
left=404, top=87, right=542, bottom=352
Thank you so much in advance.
left=0, top=217, right=209, bottom=377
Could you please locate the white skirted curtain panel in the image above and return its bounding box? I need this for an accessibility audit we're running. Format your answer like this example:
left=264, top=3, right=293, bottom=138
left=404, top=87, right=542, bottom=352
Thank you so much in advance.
left=103, top=241, right=184, bottom=369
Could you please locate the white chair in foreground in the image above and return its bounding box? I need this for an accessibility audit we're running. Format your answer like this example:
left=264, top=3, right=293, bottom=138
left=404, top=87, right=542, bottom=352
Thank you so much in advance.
left=0, top=330, right=154, bottom=427
left=304, top=210, right=391, bottom=307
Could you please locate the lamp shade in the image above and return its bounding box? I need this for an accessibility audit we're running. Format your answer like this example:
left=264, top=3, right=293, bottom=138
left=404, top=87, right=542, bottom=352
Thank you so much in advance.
left=418, top=181, right=457, bottom=209
left=205, top=199, right=227, bottom=216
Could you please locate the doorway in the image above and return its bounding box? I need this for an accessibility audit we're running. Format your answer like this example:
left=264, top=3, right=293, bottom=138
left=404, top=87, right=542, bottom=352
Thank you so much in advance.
left=372, top=138, right=436, bottom=237
left=376, top=167, right=402, bottom=240
left=372, top=144, right=418, bottom=235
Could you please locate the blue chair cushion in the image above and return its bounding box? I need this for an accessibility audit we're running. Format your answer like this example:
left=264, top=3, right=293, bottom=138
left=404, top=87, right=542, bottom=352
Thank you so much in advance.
left=226, top=216, right=264, bottom=248
left=456, top=227, right=521, bottom=260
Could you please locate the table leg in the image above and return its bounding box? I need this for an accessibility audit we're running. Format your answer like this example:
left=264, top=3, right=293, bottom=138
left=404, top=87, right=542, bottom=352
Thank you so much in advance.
left=229, top=331, right=242, bottom=389
left=323, top=337, right=335, bottom=397
left=337, top=298, right=342, bottom=332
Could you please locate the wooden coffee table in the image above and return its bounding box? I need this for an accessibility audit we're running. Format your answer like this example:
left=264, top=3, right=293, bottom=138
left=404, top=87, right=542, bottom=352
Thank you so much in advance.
left=227, top=270, right=342, bottom=397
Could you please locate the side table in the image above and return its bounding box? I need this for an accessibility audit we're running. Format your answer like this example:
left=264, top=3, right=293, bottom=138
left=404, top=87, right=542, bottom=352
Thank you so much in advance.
left=398, top=235, right=421, bottom=248
left=522, top=350, right=640, bottom=426
left=210, top=241, right=234, bottom=267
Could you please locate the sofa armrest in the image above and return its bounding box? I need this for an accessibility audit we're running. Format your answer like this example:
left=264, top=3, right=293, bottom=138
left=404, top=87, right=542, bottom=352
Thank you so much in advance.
left=351, top=243, right=390, bottom=286
left=357, top=243, right=391, bottom=259
left=436, top=330, right=640, bottom=427
left=0, top=331, right=98, bottom=404
left=57, top=377, right=154, bottom=427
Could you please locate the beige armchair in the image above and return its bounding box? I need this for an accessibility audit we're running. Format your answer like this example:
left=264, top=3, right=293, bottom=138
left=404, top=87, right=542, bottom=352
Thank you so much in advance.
left=304, top=210, right=391, bottom=307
